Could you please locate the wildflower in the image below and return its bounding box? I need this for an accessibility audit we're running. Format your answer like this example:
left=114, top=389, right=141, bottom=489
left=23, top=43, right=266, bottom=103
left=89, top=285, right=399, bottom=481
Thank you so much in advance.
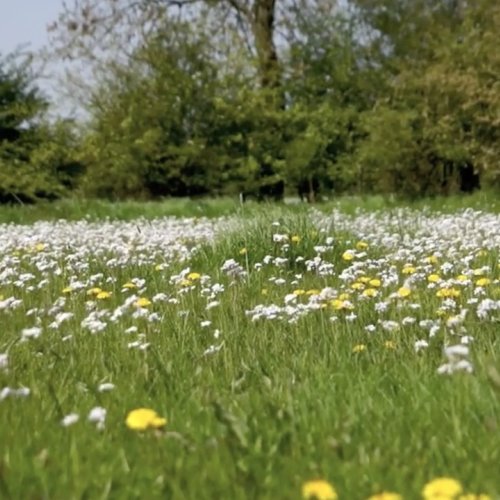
left=125, top=408, right=167, bottom=431
left=428, top=274, right=441, bottom=283
left=397, top=287, right=411, bottom=298
left=368, top=492, right=402, bottom=500
left=122, top=282, right=137, bottom=289
left=402, top=265, right=416, bottom=275
left=352, top=344, right=366, bottom=353
left=98, top=382, right=115, bottom=392
left=1, top=386, right=30, bottom=400
left=87, top=287, right=102, bottom=296
left=458, top=495, right=491, bottom=500
left=62, top=286, right=73, bottom=294
left=362, top=288, right=378, bottom=298
left=134, top=297, right=152, bottom=308
left=422, top=477, right=462, bottom=499
left=436, top=288, right=460, bottom=299
left=369, top=278, right=381, bottom=287
left=239, top=247, right=248, bottom=255
left=384, top=340, right=396, bottom=350
left=302, top=479, right=338, bottom=500
left=61, top=413, right=79, bottom=427
left=291, top=235, right=301, bottom=243
left=96, top=291, right=112, bottom=300
left=352, top=282, right=365, bottom=290
left=356, top=241, right=369, bottom=250
left=293, top=289, right=306, bottom=296
left=261, top=288, right=268, bottom=295
left=342, top=250, right=354, bottom=261
left=476, top=278, right=491, bottom=287
left=88, top=406, right=107, bottom=429
left=35, top=243, right=46, bottom=252
left=187, top=272, right=201, bottom=281
left=425, top=255, right=438, bottom=264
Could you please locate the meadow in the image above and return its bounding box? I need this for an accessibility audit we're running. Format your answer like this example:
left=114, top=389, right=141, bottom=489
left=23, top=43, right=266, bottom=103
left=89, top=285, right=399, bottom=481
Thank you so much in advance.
left=0, top=196, right=499, bottom=499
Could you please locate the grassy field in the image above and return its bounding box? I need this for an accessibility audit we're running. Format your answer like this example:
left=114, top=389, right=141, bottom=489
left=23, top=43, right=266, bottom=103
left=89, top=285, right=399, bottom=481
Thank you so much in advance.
left=0, top=197, right=499, bottom=499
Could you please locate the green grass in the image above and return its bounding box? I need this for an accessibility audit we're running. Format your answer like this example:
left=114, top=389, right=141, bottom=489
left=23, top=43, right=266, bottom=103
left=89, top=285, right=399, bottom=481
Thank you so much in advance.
left=0, top=189, right=498, bottom=225
left=1, top=204, right=499, bottom=499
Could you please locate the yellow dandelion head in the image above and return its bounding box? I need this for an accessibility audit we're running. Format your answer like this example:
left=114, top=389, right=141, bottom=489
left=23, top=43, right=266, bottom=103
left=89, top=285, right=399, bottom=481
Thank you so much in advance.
left=428, top=274, right=441, bottom=283
left=302, top=479, right=338, bottom=500
left=356, top=241, right=369, bottom=250
left=291, top=235, right=301, bottom=243
left=476, top=278, right=491, bottom=287
left=96, top=291, right=112, bottom=300
left=134, top=297, right=152, bottom=308
left=352, top=343, right=367, bottom=353
left=422, top=477, right=462, bottom=500
left=239, top=247, right=248, bottom=255
left=187, top=272, right=201, bottom=281
left=125, top=408, right=167, bottom=431
left=368, top=492, right=402, bottom=500
left=342, top=250, right=355, bottom=261
left=397, top=287, right=411, bottom=298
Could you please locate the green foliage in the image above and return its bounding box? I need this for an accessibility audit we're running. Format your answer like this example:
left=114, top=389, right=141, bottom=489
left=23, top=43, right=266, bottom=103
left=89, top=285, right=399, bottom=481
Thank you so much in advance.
left=0, top=52, right=84, bottom=203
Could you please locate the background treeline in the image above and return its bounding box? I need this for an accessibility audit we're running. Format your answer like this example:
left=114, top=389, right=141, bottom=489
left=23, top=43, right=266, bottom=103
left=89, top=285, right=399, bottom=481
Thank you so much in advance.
left=1, top=0, right=499, bottom=203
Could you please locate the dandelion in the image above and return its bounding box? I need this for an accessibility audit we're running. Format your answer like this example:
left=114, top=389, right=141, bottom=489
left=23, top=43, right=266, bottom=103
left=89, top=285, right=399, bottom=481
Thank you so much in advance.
left=356, top=241, right=369, bottom=250
left=134, top=297, right=152, bottom=308
left=187, top=272, right=201, bottom=281
left=302, top=479, right=338, bottom=500
left=291, top=235, right=301, bottom=243
left=342, top=250, right=355, bottom=261
left=436, top=288, right=460, bottom=299
left=397, top=287, right=411, bottom=298
left=384, top=340, right=397, bottom=350
left=422, top=477, right=462, bottom=499
left=122, top=282, right=137, bottom=289
left=368, top=492, right=402, bottom=500
left=353, top=344, right=367, bottom=353
left=369, top=278, right=381, bottom=287
left=402, top=265, right=417, bottom=275
left=125, top=408, right=167, bottom=431
left=96, top=291, right=112, bottom=300
left=475, top=278, right=491, bottom=287
left=239, top=247, right=248, bottom=255
left=428, top=274, right=441, bottom=283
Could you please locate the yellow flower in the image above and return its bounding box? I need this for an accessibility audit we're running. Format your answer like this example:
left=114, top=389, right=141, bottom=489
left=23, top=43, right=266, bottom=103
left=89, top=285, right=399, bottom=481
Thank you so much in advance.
left=122, top=282, right=137, bottom=289
left=62, top=286, right=73, bottom=294
left=384, top=340, right=397, bottom=350
left=339, top=293, right=351, bottom=301
left=356, top=241, right=369, bottom=250
left=291, top=235, right=301, bottom=243
left=456, top=274, right=468, bottom=282
left=125, top=408, right=167, bottom=431
left=96, top=291, right=112, bottom=300
left=425, top=255, right=438, bottom=264
left=428, top=274, right=441, bottom=283
left=306, top=289, right=320, bottom=296
left=87, top=287, right=103, bottom=296
left=402, top=265, right=417, bottom=275
left=154, top=264, right=163, bottom=271
left=352, top=282, right=365, bottom=290
left=368, top=492, right=402, bottom=500
left=436, top=288, right=460, bottom=299
left=397, top=287, right=411, bottom=298
left=35, top=243, right=46, bottom=252
left=476, top=278, right=491, bottom=287
left=187, top=272, right=201, bottom=281
left=362, top=288, right=378, bottom=298
left=239, top=247, right=248, bottom=255
left=261, top=288, right=268, bottom=295
left=352, top=343, right=366, bottom=353
left=330, top=299, right=353, bottom=310
left=342, top=251, right=354, bottom=261
left=134, top=297, right=152, bottom=308
left=302, top=479, right=338, bottom=500
left=293, top=289, right=306, bottom=296
left=179, top=279, right=192, bottom=287
left=369, top=278, right=381, bottom=287
left=422, top=477, right=462, bottom=499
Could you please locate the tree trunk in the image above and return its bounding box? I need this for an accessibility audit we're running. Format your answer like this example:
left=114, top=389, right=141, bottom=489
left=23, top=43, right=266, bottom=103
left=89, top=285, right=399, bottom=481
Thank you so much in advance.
left=251, top=0, right=281, bottom=94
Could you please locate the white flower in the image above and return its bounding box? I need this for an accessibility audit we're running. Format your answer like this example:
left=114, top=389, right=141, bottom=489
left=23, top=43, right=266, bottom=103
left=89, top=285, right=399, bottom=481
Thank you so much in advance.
left=0, top=353, right=8, bottom=371
left=98, top=383, right=115, bottom=392
left=21, top=326, right=42, bottom=341
left=88, top=406, right=107, bottom=429
left=414, top=340, right=429, bottom=352
left=61, top=413, right=80, bottom=427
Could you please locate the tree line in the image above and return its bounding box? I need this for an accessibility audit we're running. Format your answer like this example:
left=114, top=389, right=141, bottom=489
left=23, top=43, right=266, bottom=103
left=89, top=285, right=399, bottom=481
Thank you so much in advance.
left=1, top=0, right=499, bottom=203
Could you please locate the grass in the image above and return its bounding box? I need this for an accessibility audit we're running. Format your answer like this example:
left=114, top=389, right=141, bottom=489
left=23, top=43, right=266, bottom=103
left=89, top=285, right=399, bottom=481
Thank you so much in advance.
left=0, top=201, right=499, bottom=499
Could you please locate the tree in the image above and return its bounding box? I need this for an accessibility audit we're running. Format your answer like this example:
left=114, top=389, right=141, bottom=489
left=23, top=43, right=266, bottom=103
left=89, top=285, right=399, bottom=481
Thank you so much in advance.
left=0, top=52, right=84, bottom=203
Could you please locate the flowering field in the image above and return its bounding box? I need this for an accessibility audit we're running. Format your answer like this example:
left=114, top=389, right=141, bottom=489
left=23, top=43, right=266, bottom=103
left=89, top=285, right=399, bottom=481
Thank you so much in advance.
left=1, top=205, right=499, bottom=499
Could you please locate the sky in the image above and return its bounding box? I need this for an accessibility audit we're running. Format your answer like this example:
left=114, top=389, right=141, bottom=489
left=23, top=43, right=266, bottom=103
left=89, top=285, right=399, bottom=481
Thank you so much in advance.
left=0, top=0, right=63, bottom=55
